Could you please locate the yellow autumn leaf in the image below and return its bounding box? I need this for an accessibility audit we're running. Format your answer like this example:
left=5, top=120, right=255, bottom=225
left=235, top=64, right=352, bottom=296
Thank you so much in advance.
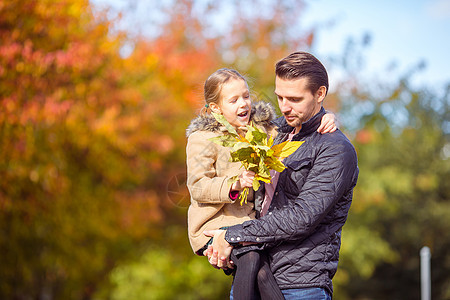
left=209, top=112, right=304, bottom=205
left=267, top=135, right=274, bottom=147
left=255, top=174, right=271, bottom=183
left=212, top=112, right=238, bottom=136
left=252, top=179, right=260, bottom=191
left=245, top=127, right=254, bottom=142
left=266, top=157, right=286, bottom=173
left=271, top=140, right=304, bottom=158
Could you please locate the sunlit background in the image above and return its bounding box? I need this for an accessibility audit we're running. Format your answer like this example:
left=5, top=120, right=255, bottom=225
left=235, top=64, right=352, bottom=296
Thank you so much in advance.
left=1, top=0, right=449, bottom=299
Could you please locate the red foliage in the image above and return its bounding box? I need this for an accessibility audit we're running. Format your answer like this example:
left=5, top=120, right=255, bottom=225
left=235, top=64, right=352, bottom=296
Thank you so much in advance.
left=0, top=0, right=317, bottom=297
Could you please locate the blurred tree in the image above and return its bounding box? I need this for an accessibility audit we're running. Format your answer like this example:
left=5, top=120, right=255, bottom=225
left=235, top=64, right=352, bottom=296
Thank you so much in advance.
left=0, top=0, right=206, bottom=298
left=329, top=37, right=450, bottom=299
left=94, top=226, right=232, bottom=300
left=2, top=0, right=449, bottom=299
left=342, top=84, right=449, bottom=300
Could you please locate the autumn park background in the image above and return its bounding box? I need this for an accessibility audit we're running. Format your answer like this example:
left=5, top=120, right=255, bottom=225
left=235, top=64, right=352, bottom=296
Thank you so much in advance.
left=1, top=0, right=449, bottom=299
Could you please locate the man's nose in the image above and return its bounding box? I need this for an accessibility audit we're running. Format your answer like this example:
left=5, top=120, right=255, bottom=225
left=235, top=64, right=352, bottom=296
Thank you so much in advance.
left=279, top=99, right=290, bottom=113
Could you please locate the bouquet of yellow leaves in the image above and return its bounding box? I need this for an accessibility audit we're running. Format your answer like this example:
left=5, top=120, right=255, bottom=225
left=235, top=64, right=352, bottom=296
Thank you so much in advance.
left=209, top=112, right=304, bottom=205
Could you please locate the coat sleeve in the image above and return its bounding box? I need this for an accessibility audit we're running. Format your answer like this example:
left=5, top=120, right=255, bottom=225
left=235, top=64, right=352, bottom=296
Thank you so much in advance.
left=225, top=136, right=358, bottom=244
left=186, top=131, right=236, bottom=204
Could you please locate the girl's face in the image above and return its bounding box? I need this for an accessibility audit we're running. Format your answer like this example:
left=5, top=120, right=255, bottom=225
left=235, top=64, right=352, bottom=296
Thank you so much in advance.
left=213, top=78, right=251, bottom=128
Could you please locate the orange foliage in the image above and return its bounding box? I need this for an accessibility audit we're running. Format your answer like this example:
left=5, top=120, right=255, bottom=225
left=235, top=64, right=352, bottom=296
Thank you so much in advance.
left=0, top=0, right=196, bottom=297
left=0, top=0, right=315, bottom=297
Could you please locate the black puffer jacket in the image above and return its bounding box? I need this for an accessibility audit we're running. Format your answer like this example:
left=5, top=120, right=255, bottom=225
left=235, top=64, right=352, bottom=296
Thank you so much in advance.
left=225, top=107, right=359, bottom=295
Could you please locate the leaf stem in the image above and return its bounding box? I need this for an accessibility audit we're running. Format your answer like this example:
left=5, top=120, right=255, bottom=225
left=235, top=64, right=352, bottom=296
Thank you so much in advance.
left=239, top=188, right=249, bottom=206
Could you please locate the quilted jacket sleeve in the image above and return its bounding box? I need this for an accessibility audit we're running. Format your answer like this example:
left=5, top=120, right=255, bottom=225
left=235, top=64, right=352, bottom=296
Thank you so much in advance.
left=225, top=134, right=358, bottom=244
left=186, top=131, right=236, bottom=204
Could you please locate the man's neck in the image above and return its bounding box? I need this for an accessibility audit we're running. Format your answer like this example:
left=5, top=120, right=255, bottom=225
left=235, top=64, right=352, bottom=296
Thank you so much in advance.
left=294, top=106, right=322, bottom=134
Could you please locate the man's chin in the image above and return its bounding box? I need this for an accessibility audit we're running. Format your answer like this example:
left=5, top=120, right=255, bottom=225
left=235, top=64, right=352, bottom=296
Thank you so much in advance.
left=285, top=118, right=300, bottom=128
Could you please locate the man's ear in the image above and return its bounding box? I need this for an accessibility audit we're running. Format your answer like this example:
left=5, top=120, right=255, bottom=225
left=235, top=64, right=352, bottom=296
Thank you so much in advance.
left=316, top=86, right=327, bottom=103
left=209, top=102, right=221, bottom=114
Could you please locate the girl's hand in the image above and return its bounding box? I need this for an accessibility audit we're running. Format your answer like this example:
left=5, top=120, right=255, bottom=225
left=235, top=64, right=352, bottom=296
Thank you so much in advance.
left=317, top=112, right=338, bottom=134
left=231, top=170, right=255, bottom=191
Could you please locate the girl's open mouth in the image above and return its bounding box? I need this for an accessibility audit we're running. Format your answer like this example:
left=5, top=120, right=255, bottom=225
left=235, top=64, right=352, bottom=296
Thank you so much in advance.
left=237, top=111, right=249, bottom=117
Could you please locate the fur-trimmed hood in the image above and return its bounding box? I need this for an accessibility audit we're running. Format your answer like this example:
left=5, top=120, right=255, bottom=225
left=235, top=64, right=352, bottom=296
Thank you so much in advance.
left=186, top=101, right=277, bottom=137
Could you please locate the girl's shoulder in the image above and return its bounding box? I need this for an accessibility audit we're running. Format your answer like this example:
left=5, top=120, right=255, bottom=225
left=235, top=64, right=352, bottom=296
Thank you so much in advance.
left=188, top=129, right=222, bottom=141
left=251, top=101, right=276, bottom=126
left=250, top=101, right=277, bottom=136
left=186, top=130, right=224, bottom=152
left=186, top=130, right=222, bottom=159
left=186, top=114, right=221, bottom=138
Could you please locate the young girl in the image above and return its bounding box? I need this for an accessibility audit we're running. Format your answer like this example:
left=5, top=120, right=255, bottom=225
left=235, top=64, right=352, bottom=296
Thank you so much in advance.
left=186, top=68, right=336, bottom=299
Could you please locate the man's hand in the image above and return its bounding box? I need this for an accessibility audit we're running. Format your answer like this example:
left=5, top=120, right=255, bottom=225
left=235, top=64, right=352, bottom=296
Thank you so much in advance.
left=203, top=230, right=234, bottom=269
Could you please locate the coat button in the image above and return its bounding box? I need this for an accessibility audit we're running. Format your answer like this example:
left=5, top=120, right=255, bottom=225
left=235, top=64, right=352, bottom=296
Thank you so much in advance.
left=231, top=237, right=235, bottom=241
left=256, top=237, right=260, bottom=242
left=237, top=237, right=241, bottom=241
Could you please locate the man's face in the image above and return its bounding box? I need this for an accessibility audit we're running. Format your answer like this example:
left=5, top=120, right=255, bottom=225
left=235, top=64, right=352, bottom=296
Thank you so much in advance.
left=275, top=76, right=326, bottom=133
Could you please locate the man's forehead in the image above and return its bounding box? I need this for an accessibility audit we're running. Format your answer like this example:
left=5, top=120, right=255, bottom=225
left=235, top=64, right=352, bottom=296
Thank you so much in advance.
left=275, top=77, right=309, bottom=94
left=275, top=76, right=309, bottom=83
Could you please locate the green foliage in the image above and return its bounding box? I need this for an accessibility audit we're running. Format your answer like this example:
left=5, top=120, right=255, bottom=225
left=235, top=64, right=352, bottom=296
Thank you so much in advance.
left=103, top=247, right=231, bottom=300
left=331, top=56, right=450, bottom=298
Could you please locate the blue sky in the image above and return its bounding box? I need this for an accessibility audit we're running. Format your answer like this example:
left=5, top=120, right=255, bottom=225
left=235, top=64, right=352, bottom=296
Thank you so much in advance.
left=302, top=0, right=450, bottom=90
left=92, top=0, right=450, bottom=91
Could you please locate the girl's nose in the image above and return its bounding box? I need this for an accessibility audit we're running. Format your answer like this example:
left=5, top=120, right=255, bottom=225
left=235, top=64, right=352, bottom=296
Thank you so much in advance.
left=238, top=97, right=248, bottom=106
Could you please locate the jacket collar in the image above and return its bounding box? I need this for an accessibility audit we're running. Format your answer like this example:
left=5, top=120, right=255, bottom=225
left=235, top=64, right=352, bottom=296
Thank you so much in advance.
left=186, top=101, right=276, bottom=137
left=274, top=107, right=326, bottom=138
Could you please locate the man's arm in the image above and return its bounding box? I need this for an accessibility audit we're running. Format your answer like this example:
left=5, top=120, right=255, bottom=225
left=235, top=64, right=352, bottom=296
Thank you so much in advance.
left=206, top=137, right=358, bottom=264
left=226, top=138, right=358, bottom=243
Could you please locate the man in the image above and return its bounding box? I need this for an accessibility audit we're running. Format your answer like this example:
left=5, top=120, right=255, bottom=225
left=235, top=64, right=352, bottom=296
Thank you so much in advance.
left=205, top=51, right=359, bottom=299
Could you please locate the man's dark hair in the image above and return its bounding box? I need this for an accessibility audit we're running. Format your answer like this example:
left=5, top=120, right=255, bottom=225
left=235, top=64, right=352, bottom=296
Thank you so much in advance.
left=275, top=51, right=329, bottom=95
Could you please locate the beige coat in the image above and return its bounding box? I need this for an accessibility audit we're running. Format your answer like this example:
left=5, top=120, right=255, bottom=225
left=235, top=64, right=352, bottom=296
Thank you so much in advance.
left=186, top=101, right=276, bottom=254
